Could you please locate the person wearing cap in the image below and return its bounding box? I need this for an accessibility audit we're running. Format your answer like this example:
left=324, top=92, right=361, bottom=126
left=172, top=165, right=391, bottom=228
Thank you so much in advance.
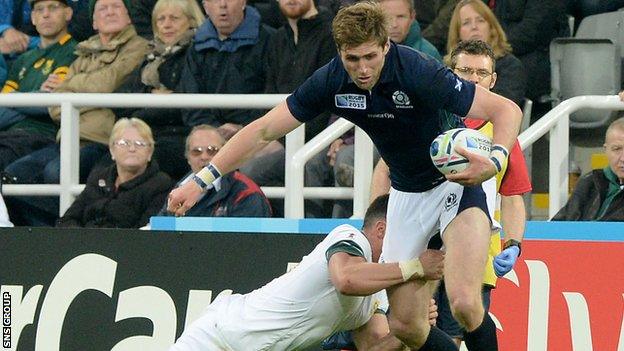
left=0, top=0, right=77, bottom=168
left=2, top=0, right=148, bottom=226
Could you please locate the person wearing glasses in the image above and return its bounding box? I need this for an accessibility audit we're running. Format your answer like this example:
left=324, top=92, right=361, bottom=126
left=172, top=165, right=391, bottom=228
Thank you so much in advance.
left=55, top=118, right=172, bottom=228
left=446, top=0, right=526, bottom=108
left=158, top=124, right=271, bottom=217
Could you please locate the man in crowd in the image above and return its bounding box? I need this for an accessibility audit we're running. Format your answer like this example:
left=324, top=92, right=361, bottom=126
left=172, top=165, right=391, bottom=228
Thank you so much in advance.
left=553, top=115, right=624, bottom=221
left=160, top=124, right=272, bottom=218
left=0, top=0, right=77, bottom=124
left=170, top=194, right=445, bottom=350
left=0, top=0, right=77, bottom=170
left=178, top=0, right=274, bottom=139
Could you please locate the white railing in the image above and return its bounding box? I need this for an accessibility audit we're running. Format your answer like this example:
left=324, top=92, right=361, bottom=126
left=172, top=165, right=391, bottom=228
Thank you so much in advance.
left=518, top=95, right=624, bottom=218
left=1, top=93, right=622, bottom=220
left=0, top=93, right=288, bottom=214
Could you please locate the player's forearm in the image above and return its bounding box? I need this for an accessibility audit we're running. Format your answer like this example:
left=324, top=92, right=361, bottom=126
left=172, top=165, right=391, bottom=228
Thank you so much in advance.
left=334, top=262, right=407, bottom=296
left=210, top=102, right=300, bottom=175
left=501, top=194, right=526, bottom=242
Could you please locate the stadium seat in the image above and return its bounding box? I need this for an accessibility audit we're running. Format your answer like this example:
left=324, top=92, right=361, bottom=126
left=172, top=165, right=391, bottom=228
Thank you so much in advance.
left=549, top=38, right=621, bottom=128
left=574, top=9, right=624, bottom=57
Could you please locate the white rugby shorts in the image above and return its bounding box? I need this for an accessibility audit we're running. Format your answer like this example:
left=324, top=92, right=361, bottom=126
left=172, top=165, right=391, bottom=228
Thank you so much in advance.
left=381, top=179, right=497, bottom=262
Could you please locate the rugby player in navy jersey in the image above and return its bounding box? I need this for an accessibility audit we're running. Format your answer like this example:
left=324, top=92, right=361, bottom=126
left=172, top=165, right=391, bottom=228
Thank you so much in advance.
left=167, top=2, right=522, bottom=349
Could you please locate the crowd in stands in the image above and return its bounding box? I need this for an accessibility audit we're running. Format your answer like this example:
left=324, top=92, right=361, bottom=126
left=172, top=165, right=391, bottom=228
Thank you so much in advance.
left=0, top=0, right=622, bottom=228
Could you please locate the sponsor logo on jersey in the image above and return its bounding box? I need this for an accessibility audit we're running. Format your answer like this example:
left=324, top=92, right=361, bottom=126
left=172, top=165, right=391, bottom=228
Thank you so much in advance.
left=454, top=79, right=463, bottom=92
left=367, top=113, right=395, bottom=119
left=444, top=192, right=458, bottom=211
left=335, top=94, right=366, bottom=110
left=392, top=91, right=413, bottom=109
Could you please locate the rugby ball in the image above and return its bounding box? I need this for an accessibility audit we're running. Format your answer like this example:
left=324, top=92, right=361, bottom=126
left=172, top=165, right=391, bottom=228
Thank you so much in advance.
left=429, top=128, right=492, bottom=175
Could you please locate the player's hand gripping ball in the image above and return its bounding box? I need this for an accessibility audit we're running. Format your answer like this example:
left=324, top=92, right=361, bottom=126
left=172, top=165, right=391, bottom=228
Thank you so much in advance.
left=430, top=128, right=492, bottom=175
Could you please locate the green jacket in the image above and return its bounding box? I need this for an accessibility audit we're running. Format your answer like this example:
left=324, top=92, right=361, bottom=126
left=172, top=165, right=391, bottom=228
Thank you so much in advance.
left=2, top=33, right=77, bottom=93
left=401, top=21, right=442, bottom=62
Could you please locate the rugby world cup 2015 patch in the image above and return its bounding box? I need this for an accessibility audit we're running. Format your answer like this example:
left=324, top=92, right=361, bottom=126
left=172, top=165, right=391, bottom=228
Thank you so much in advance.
left=335, top=94, right=366, bottom=110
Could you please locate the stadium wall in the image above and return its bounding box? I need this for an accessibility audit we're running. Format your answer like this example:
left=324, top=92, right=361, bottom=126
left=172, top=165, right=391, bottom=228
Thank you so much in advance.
left=1, top=220, right=622, bottom=350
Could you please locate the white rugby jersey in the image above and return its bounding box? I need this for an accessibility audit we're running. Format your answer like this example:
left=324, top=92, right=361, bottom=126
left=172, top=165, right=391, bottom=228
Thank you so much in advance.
left=215, top=224, right=388, bottom=350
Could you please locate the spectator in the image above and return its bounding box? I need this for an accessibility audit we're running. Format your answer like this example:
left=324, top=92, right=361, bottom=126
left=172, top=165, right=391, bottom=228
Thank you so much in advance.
left=114, top=0, right=205, bottom=180
left=177, top=0, right=274, bottom=137
left=380, top=0, right=441, bottom=60
left=56, top=118, right=172, bottom=228
left=487, top=0, right=567, bottom=102
left=159, top=124, right=271, bottom=217
left=3, top=0, right=148, bottom=226
left=414, top=0, right=459, bottom=54
left=0, top=0, right=77, bottom=169
left=238, top=0, right=335, bottom=216
left=446, top=0, right=526, bottom=107
left=131, top=0, right=204, bottom=38
left=552, top=116, right=624, bottom=221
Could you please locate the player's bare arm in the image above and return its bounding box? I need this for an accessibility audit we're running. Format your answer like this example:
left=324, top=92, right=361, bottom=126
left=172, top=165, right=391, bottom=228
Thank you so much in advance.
left=328, top=249, right=444, bottom=296
left=447, top=86, right=522, bottom=185
left=466, top=85, right=522, bottom=153
left=167, top=102, right=302, bottom=215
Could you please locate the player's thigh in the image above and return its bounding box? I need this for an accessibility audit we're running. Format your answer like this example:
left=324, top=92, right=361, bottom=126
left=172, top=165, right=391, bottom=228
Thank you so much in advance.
left=386, top=279, right=434, bottom=326
left=382, top=188, right=440, bottom=262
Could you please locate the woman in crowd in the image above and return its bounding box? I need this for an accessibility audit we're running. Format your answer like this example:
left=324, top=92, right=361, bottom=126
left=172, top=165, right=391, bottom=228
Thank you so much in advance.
left=56, top=118, right=172, bottom=228
left=446, top=0, right=526, bottom=107
left=115, top=0, right=204, bottom=180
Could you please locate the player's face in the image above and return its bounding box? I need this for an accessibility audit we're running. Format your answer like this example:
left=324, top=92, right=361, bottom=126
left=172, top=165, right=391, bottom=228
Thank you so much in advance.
left=31, top=0, right=72, bottom=39
left=339, top=41, right=390, bottom=91
left=604, top=127, right=624, bottom=181
left=279, top=0, right=313, bottom=20
left=380, top=0, right=414, bottom=44
left=453, top=53, right=496, bottom=90
left=110, top=127, right=154, bottom=173
left=155, top=5, right=192, bottom=45
left=186, top=129, right=225, bottom=173
left=92, top=0, right=132, bottom=36
left=458, top=4, right=491, bottom=43
left=203, top=0, right=246, bottom=38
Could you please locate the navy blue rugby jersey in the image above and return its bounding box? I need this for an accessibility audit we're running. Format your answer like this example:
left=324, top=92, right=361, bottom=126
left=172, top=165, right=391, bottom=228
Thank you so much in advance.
left=286, top=43, right=476, bottom=192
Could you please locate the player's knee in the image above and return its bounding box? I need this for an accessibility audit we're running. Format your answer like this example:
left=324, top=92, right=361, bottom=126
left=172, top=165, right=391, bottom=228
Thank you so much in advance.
left=387, top=314, right=429, bottom=345
left=449, top=293, right=483, bottom=329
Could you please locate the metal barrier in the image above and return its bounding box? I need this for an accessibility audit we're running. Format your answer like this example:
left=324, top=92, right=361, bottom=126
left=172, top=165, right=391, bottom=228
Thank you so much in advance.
left=1, top=93, right=622, bottom=219
left=518, top=95, right=624, bottom=218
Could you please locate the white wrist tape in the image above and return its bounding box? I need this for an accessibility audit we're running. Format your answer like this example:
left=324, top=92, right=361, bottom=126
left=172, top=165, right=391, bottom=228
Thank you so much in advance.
left=195, top=163, right=222, bottom=189
left=399, top=258, right=424, bottom=281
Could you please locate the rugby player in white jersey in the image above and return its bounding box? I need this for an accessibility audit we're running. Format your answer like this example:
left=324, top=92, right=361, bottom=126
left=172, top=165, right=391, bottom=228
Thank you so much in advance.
left=169, top=194, right=445, bottom=350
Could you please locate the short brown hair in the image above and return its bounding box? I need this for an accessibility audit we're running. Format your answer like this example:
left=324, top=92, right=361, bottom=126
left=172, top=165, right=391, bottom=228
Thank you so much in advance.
left=332, top=1, right=388, bottom=51
left=446, top=0, right=511, bottom=59
left=448, top=39, right=496, bottom=71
